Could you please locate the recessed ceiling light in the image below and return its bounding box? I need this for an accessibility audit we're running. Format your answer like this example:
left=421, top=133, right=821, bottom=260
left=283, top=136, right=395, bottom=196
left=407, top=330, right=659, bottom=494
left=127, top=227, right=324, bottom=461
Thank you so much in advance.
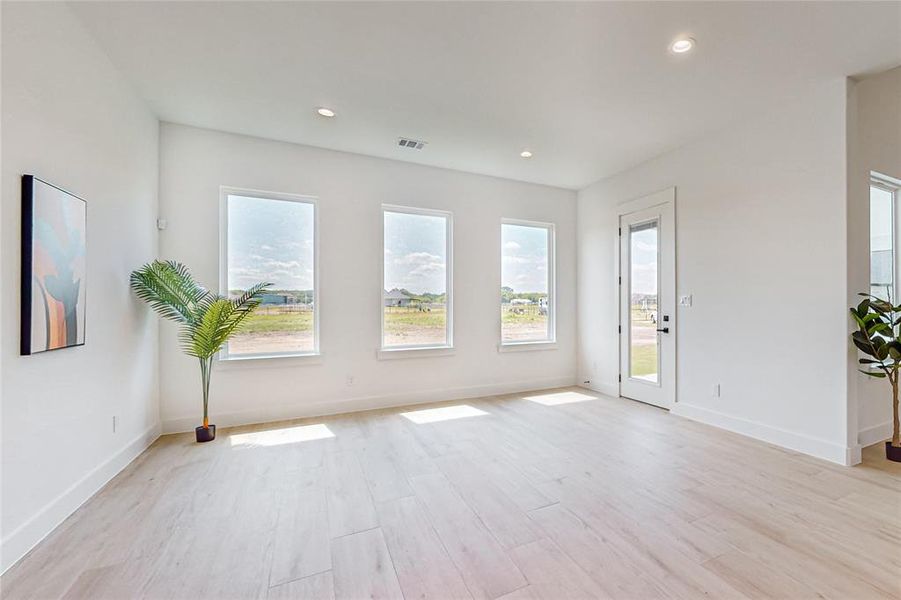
left=520, top=150, right=533, bottom=158
left=670, top=38, right=695, bottom=54
left=317, top=107, right=336, bottom=117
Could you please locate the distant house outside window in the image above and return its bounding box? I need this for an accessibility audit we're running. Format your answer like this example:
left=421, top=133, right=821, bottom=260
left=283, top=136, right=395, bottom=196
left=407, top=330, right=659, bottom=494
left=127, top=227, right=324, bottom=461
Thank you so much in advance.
left=382, top=206, right=453, bottom=349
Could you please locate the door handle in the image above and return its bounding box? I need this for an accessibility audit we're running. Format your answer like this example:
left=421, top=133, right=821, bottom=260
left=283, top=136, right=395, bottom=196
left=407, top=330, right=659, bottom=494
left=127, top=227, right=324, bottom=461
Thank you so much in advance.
left=656, top=327, right=670, bottom=333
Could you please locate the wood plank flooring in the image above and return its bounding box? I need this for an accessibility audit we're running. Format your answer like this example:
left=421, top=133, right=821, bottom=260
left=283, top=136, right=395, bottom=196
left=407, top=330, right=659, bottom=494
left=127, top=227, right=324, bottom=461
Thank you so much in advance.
left=2, top=387, right=899, bottom=600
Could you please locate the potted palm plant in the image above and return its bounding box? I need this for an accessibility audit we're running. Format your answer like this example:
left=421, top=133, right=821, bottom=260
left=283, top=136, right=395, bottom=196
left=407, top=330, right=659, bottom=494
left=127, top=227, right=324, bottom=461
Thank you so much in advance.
left=850, top=293, right=901, bottom=461
left=130, top=260, right=270, bottom=442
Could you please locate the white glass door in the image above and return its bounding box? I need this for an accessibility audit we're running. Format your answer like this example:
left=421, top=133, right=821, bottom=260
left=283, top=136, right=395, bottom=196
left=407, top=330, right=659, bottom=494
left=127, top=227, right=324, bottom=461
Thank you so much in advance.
left=619, top=197, right=675, bottom=408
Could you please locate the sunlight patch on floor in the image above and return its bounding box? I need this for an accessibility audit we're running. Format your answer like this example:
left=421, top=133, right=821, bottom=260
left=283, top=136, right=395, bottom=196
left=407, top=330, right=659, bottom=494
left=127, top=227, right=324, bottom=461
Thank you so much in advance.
left=229, top=423, right=335, bottom=447
left=522, top=390, right=597, bottom=406
left=401, top=404, right=489, bottom=424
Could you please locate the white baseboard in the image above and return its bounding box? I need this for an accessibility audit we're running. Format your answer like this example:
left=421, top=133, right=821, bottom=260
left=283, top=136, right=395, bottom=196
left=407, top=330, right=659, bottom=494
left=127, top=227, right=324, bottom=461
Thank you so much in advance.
left=578, top=380, right=618, bottom=397
left=671, top=402, right=853, bottom=466
left=846, top=445, right=862, bottom=467
left=858, top=421, right=892, bottom=448
left=0, top=423, right=161, bottom=575
left=162, top=375, right=579, bottom=433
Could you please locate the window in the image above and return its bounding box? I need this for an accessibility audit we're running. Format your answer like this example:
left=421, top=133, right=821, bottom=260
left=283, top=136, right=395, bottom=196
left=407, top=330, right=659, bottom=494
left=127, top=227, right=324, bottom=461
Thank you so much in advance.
left=382, top=206, right=452, bottom=349
left=221, top=188, right=317, bottom=359
left=627, top=220, right=658, bottom=382
left=501, top=220, right=554, bottom=343
left=871, top=174, right=898, bottom=302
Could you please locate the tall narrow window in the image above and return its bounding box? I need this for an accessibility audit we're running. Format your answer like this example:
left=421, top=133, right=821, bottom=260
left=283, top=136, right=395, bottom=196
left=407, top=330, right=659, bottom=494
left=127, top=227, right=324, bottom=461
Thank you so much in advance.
left=628, top=220, right=659, bottom=382
left=382, top=206, right=452, bottom=349
left=871, top=175, right=897, bottom=302
left=222, top=189, right=317, bottom=358
left=501, top=220, right=555, bottom=343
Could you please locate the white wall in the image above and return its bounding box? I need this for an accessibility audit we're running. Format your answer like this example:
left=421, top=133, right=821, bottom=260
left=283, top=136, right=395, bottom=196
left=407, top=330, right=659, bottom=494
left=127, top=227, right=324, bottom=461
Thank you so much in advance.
left=577, top=79, right=852, bottom=464
left=158, top=123, right=577, bottom=432
left=848, top=67, right=901, bottom=448
left=1, top=2, right=160, bottom=573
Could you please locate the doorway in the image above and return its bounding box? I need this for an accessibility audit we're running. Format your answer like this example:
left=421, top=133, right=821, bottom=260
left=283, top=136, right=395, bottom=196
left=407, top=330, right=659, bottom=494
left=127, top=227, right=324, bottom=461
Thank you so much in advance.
left=619, top=189, right=675, bottom=409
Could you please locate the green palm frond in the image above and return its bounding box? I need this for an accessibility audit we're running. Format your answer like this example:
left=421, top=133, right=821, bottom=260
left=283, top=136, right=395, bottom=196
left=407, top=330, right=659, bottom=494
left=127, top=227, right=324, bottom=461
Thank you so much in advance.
left=228, top=282, right=270, bottom=329
left=231, top=282, right=270, bottom=314
left=131, top=260, right=271, bottom=427
left=131, top=260, right=271, bottom=359
left=130, top=260, right=210, bottom=323
left=182, top=283, right=271, bottom=358
left=181, top=298, right=235, bottom=358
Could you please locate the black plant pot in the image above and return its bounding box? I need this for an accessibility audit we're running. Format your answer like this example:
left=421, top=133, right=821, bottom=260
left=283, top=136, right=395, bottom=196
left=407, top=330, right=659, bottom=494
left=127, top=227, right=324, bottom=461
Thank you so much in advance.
left=886, top=441, right=901, bottom=463
left=195, top=424, right=216, bottom=443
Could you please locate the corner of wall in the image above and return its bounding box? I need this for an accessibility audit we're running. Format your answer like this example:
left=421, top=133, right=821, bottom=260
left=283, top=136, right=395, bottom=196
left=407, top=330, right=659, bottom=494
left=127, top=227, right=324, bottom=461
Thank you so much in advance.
left=845, top=76, right=862, bottom=453
left=0, top=423, right=160, bottom=573
left=1, top=1, right=164, bottom=575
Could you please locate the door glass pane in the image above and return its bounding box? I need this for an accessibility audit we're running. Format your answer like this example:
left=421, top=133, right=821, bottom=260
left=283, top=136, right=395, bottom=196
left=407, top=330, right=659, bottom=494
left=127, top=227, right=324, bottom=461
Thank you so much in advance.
left=629, top=221, right=659, bottom=382
left=871, top=184, right=894, bottom=301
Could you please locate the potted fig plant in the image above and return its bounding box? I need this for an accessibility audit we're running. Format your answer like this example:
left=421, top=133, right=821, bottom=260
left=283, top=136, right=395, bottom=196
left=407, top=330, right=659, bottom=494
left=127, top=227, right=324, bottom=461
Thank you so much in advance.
left=130, top=260, right=270, bottom=442
left=850, top=293, right=901, bottom=461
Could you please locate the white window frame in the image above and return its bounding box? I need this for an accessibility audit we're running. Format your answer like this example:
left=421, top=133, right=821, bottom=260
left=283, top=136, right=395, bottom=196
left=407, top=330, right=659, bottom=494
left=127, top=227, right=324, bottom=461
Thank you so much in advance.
left=499, top=218, right=556, bottom=350
left=871, top=172, right=901, bottom=303
left=219, top=186, right=320, bottom=361
left=380, top=205, right=454, bottom=357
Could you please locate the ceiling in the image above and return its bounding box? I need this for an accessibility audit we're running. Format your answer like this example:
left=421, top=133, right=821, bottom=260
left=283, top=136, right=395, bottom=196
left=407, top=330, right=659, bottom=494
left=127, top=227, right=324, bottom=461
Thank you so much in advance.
left=70, top=1, right=900, bottom=190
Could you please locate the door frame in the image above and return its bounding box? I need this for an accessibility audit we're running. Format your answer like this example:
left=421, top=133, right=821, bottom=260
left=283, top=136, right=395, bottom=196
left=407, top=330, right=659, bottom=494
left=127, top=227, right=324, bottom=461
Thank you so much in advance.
left=617, top=187, right=677, bottom=408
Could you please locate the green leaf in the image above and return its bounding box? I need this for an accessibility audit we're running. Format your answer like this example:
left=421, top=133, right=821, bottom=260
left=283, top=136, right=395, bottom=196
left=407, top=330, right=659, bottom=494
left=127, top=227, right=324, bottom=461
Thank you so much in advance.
left=868, top=323, right=891, bottom=335
left=130, top=260, right=210, bottom=323
left=860, top=370, right=887, bottom=378
left=871, top=299, right=892, bottom=314
left=851, top=331, right=878, bottom=355
left=131, top=260, right=271, bottom=360
left=186, top=298, right=235, bottom=358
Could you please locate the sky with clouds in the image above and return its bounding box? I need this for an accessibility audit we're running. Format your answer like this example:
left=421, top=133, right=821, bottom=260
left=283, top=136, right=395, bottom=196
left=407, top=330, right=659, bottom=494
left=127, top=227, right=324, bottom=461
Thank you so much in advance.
left=227, top=195, right=314, bottom=291
left=871, top=185, right=893, bottom=251
left=630, top=226, right=657, bottom=295
left=384, top=211, right=447, bottom=294
left=501, top=223, right=549, bottom=294
left=226, top=198, right=565, bottom=297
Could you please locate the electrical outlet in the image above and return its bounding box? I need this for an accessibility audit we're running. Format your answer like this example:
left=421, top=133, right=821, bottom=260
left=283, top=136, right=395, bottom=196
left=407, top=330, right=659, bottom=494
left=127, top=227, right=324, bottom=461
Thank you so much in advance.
left=346, top=375, right=355, bottom=386
left=712, top=384, right=721, bottom=398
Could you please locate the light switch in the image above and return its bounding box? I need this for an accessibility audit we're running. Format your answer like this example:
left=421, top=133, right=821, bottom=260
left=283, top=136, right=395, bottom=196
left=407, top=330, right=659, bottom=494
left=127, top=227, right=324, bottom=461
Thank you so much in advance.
left=679, top=294, right=693, bottom=307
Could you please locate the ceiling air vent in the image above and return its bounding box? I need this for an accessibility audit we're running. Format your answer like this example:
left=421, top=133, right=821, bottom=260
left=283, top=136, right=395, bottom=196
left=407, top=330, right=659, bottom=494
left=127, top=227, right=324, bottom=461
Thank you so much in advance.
left=397, top=137, right=427, bottom=150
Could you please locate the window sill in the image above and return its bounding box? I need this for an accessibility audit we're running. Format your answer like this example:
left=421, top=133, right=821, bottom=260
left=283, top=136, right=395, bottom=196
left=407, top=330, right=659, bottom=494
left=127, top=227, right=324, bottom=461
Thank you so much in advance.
left=498, top=341, right=557, bottom=353
left=215, top=352, right=323, bottom=369
left=377, top=346, right=455, bottom=360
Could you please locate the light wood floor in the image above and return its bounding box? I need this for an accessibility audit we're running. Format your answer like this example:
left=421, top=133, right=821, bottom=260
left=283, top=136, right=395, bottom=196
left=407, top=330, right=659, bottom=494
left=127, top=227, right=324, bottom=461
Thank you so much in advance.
left=3, top=387, right=900, bottom=600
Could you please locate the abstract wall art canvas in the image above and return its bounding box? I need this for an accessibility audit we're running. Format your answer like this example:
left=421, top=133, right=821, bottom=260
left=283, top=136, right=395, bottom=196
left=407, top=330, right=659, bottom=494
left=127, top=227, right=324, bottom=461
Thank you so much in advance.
left=21, top=175, right=87, bottom=355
